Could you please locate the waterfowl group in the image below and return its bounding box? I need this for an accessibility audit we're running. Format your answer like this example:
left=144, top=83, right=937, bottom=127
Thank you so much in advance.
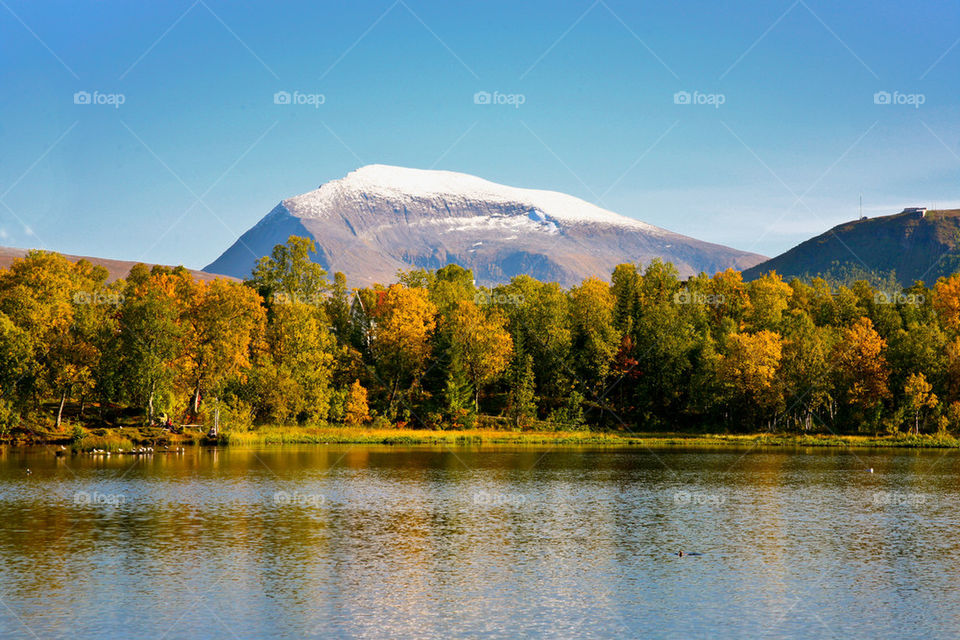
left=89, top=446, right=156, bottom=456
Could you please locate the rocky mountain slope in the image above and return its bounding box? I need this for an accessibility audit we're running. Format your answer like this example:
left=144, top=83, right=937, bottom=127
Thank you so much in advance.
left=205, top=165, right=767, bottom=286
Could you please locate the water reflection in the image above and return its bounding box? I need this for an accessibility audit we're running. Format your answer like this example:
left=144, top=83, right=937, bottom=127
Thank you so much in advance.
left=1, top=445, right=959, bottom=638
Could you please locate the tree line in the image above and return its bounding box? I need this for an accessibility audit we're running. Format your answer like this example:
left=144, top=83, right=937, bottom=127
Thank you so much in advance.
left=2, top=235, right=959, bottom=436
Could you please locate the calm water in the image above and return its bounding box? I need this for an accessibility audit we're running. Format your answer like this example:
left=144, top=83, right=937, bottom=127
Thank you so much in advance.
left=0, top=444, right=959, bottom=639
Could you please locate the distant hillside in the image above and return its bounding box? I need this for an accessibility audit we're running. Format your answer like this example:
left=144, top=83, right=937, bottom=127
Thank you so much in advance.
left=0, top=247, right=234, bottom=283
left=744, top=209, right=960, bottom=286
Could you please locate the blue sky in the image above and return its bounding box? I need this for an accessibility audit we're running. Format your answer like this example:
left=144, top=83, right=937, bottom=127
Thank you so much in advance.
left=1, top=0, right=958, bottom=268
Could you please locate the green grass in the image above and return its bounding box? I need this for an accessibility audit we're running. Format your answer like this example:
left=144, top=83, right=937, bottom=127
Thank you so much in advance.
left=216, top=426, right=960, bottom=449
left=8, top=420, right=960, bottom=449
left=74, top=432, right=135, bottom=452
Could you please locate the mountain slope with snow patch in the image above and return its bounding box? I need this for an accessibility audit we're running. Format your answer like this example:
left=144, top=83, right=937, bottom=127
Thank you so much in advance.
left=206, top=165, right=766, bottom=286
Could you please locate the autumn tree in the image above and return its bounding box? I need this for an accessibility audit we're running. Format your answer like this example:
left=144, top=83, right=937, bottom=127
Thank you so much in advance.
left=706, top=268, right=751, bottom=330
left=179, top=279, right=266, bottom=418
left=344, top=379, right=370, bottom=426
left=0, top=251, right=109, bottom=426
left=0, top=313, right=31, bottom=429
left=719, top=330, right=783, bottom=427
left=933, top=274, right=960, bottom=334
left=746, top=271, right=793, bottom=331
left=832, top=317, right=890, bottom=428
left=447, top=300, right=513, bottom=411
left=369, top=284, right=437, bottom=414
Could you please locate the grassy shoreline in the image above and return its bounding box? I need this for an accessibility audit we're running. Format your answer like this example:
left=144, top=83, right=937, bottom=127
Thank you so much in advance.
left=6, top=424, right=960, bottom=450
left=220, top=428, right=960, bottom=449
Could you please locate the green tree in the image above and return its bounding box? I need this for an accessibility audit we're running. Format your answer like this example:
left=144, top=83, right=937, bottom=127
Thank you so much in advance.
left=249, top=235, right=328, bottom=305
left=119, top=271, right=183, bottom=423
left=506, top=349, right=538, bottom=429
left=253, top=299, right=336, bottom=424
left=904, top=372, right=937, bottom=434
left=569, top=277, right=621, bottom=398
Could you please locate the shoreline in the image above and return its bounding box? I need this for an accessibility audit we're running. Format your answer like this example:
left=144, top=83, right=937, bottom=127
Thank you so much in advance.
left=5, top=425, right=960, bottom=450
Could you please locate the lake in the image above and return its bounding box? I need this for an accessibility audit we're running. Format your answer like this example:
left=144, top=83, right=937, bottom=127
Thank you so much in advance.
left=1, top=445, right=958, bottom=639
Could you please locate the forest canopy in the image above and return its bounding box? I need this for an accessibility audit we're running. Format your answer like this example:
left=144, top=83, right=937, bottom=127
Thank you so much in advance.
left=1, top=236, right=958, bottom=437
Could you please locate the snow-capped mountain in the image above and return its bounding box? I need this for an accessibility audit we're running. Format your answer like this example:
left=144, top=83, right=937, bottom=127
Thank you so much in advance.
left=205, top=165, right=766, bottom=286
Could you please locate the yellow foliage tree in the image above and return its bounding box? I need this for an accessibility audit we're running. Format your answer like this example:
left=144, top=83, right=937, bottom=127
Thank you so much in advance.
left=178, top=279, right=266, bottom=417
left=747, top=271, right=793, bottom=330
left=449, top=300, right=513, bottom=410
left=370, top=284, right=437, bottom=409
left=933, top=274, right=960, bottom=333
left=720, top=330, right=783, bottom=414
left=833, top=317, right=890, bottom=418
left=707, top=268, right=752, bottom=328
left=0, top=251, right=110, bottom=426
left=344, top=379, right=370, bottom=426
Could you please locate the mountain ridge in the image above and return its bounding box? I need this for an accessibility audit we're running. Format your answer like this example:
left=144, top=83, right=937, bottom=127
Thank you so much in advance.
left=205, top=165, right=767, bottom=286
left=743, top=208, right=960, bottom=285
left=0, top=246, right=234, bottom=282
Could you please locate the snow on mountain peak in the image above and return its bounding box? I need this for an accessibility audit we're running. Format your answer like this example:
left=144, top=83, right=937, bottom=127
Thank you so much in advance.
left=285, top=164, right=663, bottom=232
